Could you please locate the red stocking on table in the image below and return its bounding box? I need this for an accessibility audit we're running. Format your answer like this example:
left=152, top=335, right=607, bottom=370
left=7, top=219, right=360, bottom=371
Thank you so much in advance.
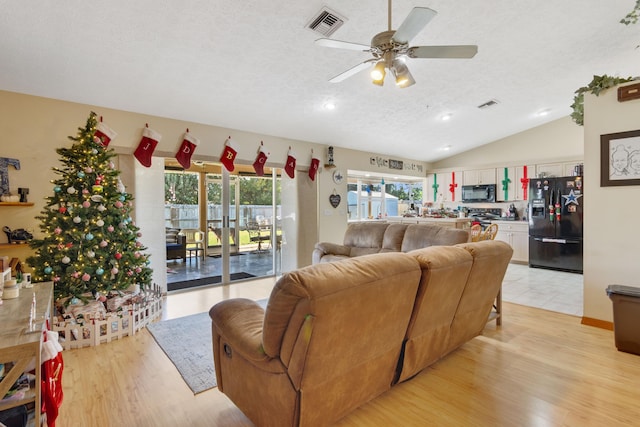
left=175, top=132, right=200, bottom=169
left=134, top=127, right=161, bottom=167
left=220, top=137, right=237, bottom=172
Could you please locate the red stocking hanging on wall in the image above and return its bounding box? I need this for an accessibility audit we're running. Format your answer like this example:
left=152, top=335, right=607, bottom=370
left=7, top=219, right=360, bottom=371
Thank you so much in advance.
left=252, top=141, right=269, bottom=176
left=94, top=119, right=117, bottom=147
left=308, top=150, right=320, bottom=181
left=284, top=148, right=296, bottom=179
left=134, top=126, right=161, bottom=167
left=175, top=131, right=200, bottom=169
left=220, top=136, right=237, bottom=172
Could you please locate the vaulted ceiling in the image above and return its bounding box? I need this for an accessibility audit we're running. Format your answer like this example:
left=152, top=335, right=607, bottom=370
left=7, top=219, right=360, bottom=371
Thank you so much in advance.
left=1, top=1, right=638, bottom=162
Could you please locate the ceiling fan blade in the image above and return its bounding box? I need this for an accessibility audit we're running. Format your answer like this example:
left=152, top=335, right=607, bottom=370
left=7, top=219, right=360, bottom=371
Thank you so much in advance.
left=408, top=45, right=478, bottom=59
left=392, top=7, right=437, bottom=44
left=329, top=59, right=376, bottom=83
left=315, top=38, right=371, bottom=52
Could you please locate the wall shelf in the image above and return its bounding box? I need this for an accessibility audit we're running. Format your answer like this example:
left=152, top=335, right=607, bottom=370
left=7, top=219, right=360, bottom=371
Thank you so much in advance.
left=0, top=202, right=34, bottom=207
left=0, top=243, right=31, bottom=249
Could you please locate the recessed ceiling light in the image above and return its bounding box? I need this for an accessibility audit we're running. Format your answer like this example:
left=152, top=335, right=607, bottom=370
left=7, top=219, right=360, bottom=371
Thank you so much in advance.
left=441, top=113, right=453, bottom=121
left=537, top=108, right=551, bottom=116
left=440, top=145, right=452, bottom=151
left=324, top=102, right=336, bottom=110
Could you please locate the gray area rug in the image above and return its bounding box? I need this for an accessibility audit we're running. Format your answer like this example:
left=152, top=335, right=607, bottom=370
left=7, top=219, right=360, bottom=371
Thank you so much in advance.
left=147, top=298, right=268, bottom=394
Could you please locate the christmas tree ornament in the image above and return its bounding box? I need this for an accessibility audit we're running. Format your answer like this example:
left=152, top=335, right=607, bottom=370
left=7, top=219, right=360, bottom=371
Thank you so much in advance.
left=114, top=201, right=123, bottom=208
left=97, top=204, right=106, bottom=212
left=58, top=206, right=67, bottom=213
left=308, top=150, right=320, bottom=181
left=70, top=297, right=79, bottom=305
left=54, top=186, right=61, bottom=192
left=117, top=177, right=126, bottom=193
left=96, top=267, right=104, bottom=275
left=77, top=171, right=85, bottom=178
left=82, top=201, right=91, bottom=208
left=119, top=195, right=125, bottom=202
left=94, top=120, right=117, bottom=147
left=134, top=125, right=162, bottom=167
left=71, top=271, right=80, bottom=278
left=96, top=219, right=104, bottom=227
left=82, top=273, right=91, bottom=281
left=91, top=149, right=98, bottom=155
left=285, top=147, right=297, bottom=179
left=65, top=242, right=73, bottom=248
left=252, top=141, right=269, bottom=176
left=87, top=250, right=95, bottom=258
left=175, top=131, right=200, bottom=169
left=44, top=267, right=52, bottom=274
left=54, top=227, right=62, bottom=235
left=85, top=233, right=94, bottom=241
left=220, top=136, right=237, bottom=172
left=84, top=167, right=93, bottom=173
left=115, top=253, right=122, bottom=260
left=99, top=240, right=108, bottom=247
left=73, top=216, right=82, bottom=223
left=67, top=186, right=76, bottom=194
left=61, top=256, right=70, bottom=264
left=107, top=225, right=114, bottom=232
left=111, top=267, right=118, bottom=275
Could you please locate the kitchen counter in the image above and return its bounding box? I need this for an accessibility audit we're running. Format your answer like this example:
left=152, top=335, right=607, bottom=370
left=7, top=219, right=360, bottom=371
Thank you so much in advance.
left=385, top=216, right=472, bottom=229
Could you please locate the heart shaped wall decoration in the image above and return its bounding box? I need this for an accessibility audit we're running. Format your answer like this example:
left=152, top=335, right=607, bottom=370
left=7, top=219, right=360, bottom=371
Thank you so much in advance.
left=329, top=193, right=341, bottom=208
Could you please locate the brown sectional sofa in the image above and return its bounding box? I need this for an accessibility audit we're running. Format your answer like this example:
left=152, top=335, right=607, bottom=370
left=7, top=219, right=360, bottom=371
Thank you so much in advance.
left=312, top=221, right=470, bottom=264
left=209, top=240, right=513, bottom=426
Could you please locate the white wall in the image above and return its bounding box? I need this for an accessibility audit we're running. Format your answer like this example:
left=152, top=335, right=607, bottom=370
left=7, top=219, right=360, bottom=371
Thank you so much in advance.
left=432, top=116, right=584, bottom=169
left=583, top=82, right=640, bottom=322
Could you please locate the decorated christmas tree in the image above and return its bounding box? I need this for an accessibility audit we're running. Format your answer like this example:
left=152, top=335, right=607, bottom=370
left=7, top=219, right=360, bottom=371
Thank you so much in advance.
left=28, top=112, right=153, bottom=302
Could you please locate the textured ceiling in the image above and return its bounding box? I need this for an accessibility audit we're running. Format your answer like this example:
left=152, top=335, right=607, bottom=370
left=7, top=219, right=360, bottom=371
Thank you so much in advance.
left=1, top=1, right=638, bottom=162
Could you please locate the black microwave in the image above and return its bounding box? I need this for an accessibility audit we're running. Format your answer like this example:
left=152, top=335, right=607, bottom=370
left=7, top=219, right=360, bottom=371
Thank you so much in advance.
left=461, top=184, right=496, bottom=203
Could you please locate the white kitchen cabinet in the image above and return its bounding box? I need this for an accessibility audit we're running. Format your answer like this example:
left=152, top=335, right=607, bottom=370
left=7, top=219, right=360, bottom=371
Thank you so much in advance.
left=492, top=221, right=529, bottom=263
left=535, top=161, right=582, bottom=178
left=496, top=165, right=532, bottom=201
left=426, top=171, right=462, bottom=204
left=463, top=168, right=496, bottom=185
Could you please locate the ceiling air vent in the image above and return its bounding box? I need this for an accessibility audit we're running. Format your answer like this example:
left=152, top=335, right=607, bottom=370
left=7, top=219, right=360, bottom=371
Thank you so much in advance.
left=477, top=99, right=500, bottom=110
left=306, top=7, right=346, bottom=37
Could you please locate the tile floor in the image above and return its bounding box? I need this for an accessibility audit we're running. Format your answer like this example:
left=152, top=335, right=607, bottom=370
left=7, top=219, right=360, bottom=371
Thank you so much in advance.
left=501, top=263, right=583, bottom=317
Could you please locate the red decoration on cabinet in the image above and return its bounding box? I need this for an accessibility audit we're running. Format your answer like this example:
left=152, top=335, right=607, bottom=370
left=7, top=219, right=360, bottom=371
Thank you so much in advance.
left=520, top=166, right=529, bottom=200
left=449, top=172, right=457, bottom=201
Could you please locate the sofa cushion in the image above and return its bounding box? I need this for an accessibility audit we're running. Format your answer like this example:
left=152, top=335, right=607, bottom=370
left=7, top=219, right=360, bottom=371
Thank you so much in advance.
left=166, top=227, right=181, bottom=244
left=400, top=224, right=470, bottom=252
left=343, top=222, right=389, bottom=252
left=380, top=223, right=409, bottom=252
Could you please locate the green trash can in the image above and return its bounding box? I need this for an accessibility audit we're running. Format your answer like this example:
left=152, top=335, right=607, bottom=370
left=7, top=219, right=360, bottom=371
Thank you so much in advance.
left=606, top=285, right=640, bottom=355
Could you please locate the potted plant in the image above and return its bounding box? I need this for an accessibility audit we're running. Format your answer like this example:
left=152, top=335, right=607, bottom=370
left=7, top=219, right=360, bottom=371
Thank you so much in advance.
left=570, top=74, right=634, bottom=126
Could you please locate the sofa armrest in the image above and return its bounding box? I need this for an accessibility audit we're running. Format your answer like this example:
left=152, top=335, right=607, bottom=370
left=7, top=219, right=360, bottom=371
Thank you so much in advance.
left=176, top=234, right=186, bottom=247
left=312, top=242, right=352, bottom=264
left=314, top=242, right=351, bottom=257
left=209, top=298, right=271, bottom=363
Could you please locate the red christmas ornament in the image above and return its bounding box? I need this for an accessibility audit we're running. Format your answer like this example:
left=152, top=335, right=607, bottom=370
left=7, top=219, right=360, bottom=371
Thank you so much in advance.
left=59, top=206, right=67, bottom=213
left=115, top=253, right=122, bottom=260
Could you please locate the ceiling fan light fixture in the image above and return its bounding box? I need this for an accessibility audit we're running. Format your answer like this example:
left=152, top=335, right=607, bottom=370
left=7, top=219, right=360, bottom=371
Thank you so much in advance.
left=392, top=61, right=415, bottom=88
left=371, top=61, right=386, bottom=85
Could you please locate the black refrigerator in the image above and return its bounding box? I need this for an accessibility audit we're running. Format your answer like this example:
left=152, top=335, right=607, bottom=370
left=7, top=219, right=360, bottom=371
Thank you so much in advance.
left=528, top=176, right=583, bottom=273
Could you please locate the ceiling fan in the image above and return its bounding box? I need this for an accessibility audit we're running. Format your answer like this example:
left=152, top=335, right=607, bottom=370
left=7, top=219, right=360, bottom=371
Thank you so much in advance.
left=315, top=1, right=478, bottom=88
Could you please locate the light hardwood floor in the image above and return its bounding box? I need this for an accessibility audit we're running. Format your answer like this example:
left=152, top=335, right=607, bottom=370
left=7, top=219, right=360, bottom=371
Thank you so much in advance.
left=58, top=277, right=640, bottom=427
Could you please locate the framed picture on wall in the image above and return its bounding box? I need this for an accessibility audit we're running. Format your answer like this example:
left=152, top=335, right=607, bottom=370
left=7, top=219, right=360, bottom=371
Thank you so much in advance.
left=600, top=129, right=640, bottom=186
